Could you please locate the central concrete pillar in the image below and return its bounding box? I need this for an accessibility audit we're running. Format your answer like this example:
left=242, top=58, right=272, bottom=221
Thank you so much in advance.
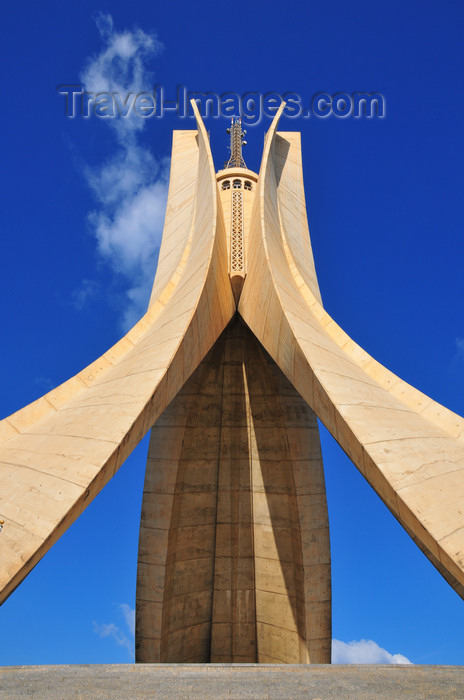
left=136, top=316, right=331, bottom=664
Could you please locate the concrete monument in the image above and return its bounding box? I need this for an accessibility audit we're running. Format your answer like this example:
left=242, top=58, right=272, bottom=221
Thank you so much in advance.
left=0, top=102, right=463, bottom=665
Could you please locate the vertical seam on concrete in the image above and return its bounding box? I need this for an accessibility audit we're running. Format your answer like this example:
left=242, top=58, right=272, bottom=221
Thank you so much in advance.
left=277, top=376, right=309, bottom=663
left=209, top=330, right=226, bottom=662
left=242, top=354, right=258, bottom=663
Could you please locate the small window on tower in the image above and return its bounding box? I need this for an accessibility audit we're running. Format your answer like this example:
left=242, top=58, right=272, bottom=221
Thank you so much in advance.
left=222, top=180, right=230, bottom=190
left=244, top=181, right=252, bottom=191
left=233, top=179, right=242, bottom=189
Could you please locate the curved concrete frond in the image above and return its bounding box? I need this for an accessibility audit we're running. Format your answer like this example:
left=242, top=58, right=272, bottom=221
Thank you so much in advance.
left=0, top=104, right=235, bottom=605
left=239, top=105, right=464, bottom=599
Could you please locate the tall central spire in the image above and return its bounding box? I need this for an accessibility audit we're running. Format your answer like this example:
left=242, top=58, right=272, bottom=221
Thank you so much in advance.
left=226, top=117, right=247, bottom=168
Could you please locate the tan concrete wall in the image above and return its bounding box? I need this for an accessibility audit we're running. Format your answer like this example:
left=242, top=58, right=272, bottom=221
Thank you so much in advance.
left=137, top=339, right=223, bottom=663
left=136, top=318, right=331, bottom=664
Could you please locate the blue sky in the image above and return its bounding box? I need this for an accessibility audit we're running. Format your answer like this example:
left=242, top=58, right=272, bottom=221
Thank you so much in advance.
left=1, top=0, right=464, bottom=666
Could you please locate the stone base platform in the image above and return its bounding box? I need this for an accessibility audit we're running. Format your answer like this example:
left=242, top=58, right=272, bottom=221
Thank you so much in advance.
left=1, top=664, right=463, bottom=699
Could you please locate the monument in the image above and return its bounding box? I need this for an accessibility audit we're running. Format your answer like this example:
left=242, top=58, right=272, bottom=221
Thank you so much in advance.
left=0, top=102, right=463, bottom=667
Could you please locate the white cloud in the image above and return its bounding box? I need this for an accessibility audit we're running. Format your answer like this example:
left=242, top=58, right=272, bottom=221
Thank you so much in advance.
left=332, top=639, right=412, bottom=665
left=78, top=13, right=169, bottom=329
left=456, top=338, right=464, bottom=359
left=93, top=621, right=132, bottom=657
left=80, top=12, right=162, bottom=138
left=120, top=603, right=135, bottom=637
left=71, top=278, right=100, bottom=310
left=93, top=603, right=135, bottom=660
left=33, top=376, right=54, bottom=391
left=88, top=165, right=169, bottom=272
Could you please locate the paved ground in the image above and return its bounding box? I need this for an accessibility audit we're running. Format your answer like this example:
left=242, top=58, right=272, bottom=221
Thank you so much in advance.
left=0, top=663, right=463, bottom=699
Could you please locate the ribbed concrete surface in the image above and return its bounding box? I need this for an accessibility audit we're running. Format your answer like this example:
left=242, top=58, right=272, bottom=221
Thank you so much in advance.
left=1, top=664, right=463, bottom=699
